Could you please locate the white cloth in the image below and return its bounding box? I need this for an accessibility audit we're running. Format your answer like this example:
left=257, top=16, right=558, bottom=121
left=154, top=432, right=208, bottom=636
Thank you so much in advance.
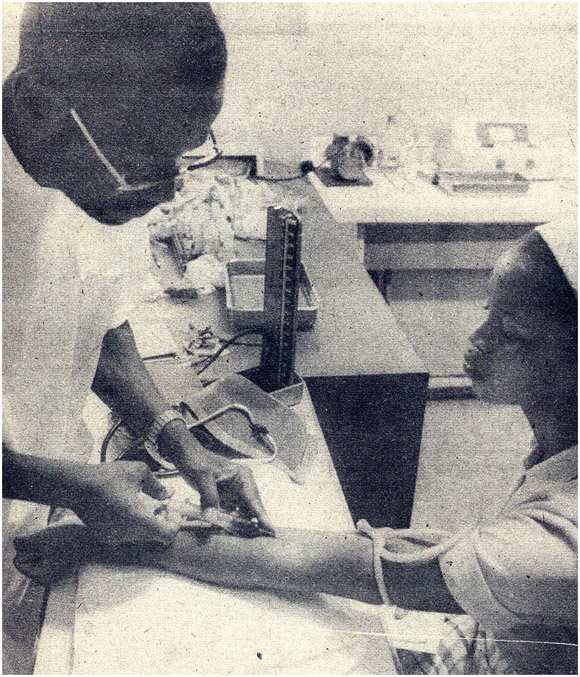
left=2, top=141, right=158, bottom=671
left=535, top=219, right=578, bottom=295
left=3, top=141, right=158, bottom=461
left=439, top=444, right=577, bottom=674
left=359, top=441, right=577, bottom=674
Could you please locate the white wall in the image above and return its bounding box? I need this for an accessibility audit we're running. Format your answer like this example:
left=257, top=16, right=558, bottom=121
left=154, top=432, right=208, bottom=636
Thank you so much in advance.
left=2, top=2, right=25, bottom=75
left=212, top=2, right=577, bottom=163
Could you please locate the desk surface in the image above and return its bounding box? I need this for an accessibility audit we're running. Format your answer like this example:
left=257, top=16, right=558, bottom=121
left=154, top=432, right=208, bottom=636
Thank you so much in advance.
left=296, top=180, right=425, bottom=376
left=144, top=174, right=426, bottom=380
left=310, top=170, right=577, bottom=226
left=33, top=172, right=424, bottom=674
left=35, top=388, right=396, bottom=675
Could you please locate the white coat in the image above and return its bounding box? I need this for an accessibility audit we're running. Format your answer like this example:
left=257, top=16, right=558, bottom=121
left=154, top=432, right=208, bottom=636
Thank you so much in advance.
left=2, top=141, right=158, bottom=672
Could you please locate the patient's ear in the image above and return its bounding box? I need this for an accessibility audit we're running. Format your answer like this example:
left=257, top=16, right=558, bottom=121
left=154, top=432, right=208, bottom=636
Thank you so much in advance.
left=9, top=68, right=70, bottom=139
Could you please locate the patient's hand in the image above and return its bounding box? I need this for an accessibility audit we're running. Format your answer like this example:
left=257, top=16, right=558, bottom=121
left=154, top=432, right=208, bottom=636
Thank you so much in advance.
left=14, top=524, right=99, bottom=585
left=13, top=522, right=148, bottom=586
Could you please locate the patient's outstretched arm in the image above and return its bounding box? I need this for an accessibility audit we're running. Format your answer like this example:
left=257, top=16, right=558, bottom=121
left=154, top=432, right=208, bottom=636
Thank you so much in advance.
left=14, top=522, right=460, bottom=613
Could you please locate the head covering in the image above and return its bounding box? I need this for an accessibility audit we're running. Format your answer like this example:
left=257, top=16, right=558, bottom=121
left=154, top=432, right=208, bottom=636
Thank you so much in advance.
left=17, top=3, right=226, bottom=88
left=535, top=220, right=578, bottom=297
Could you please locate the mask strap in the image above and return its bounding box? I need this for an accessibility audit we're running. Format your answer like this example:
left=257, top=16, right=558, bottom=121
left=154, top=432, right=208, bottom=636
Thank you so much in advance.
left=70, top=108, right=130, bottom=191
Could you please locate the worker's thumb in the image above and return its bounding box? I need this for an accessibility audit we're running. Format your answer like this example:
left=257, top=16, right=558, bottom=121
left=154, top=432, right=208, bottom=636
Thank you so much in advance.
left=141, top=469, right=173, bottom=500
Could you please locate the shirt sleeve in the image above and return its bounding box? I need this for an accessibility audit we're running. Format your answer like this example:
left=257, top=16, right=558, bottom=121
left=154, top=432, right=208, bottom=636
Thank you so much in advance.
left=81, top=219, right=162, bottom=330
left=439, top=480, right=578, bottom=633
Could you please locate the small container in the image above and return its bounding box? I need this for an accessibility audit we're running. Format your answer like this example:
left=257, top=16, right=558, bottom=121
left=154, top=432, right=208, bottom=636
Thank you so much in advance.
left=225, top=259, right=319, bottom=330
left=435, top=171, right=530, bottom=194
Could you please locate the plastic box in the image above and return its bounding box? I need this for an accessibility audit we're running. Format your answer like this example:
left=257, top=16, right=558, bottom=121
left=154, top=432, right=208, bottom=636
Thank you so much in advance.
left=225, top=258, right=319, bottom=330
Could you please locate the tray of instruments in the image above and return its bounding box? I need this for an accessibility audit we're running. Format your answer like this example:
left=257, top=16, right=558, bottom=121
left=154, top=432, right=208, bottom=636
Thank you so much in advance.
left=433, top=171, right=530, bottom=195
left=225, top=259, right=319, bottom=330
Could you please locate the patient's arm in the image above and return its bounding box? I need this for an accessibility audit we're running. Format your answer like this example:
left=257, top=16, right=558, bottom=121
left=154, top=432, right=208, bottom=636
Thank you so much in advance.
left=149, top=528, right=461, bottom=612
left=147, top=528, right=382, bottom=604
left=14, top=523, right=461, bottom=613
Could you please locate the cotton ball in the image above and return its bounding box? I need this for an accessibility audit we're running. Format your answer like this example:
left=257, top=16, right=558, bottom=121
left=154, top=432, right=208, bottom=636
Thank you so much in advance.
left=181, top=255, right=226, bottom=295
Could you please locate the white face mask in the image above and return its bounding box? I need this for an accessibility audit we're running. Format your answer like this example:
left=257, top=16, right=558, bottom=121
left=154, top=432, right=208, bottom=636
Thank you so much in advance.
left=69, top=108, right=222, bottom=195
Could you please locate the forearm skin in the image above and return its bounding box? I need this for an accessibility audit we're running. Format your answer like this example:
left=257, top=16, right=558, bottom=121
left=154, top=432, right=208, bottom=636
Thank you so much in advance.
left=3, top=446, right=87, bottom=511
left=91, top=321, right=202, bottom=462
left=144, top=528, right=382, bottom=604
left=91, top=321, right=168, bottom=433
left=143, top=528, right=462, bottom=612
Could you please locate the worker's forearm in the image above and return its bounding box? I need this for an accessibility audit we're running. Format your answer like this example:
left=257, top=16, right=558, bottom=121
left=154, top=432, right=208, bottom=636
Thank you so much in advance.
left=91, top=322, right=196, bottom=460
left=2, top=446, right=88, bottom=511
left=90, top=321, right=252, bottom=504
left=91, top=321, right=168, bottom=433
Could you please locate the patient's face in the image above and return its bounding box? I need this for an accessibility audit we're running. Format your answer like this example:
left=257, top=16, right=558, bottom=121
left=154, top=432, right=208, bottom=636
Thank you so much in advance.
left=463, top=249, right=576, bottom=407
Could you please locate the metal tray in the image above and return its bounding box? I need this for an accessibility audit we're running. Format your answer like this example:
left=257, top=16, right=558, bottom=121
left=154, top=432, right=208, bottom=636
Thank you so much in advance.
left=435, top=171, right=530, bottom=194
left=225, top=259, right=319, bottom=330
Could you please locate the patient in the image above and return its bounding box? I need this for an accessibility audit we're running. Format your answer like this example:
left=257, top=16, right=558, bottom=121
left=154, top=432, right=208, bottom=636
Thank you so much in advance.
left=14, top=223, right=577, bottom=674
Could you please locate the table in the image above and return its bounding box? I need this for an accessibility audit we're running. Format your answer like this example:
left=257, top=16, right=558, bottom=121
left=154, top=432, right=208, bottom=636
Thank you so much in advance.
left=309, top=169, right=577, bottom=283
left=309, top=169, right=576, bottom=227
left=34, top=170, right=427, bottom=673
left=35, top=370, right=397, bottom=674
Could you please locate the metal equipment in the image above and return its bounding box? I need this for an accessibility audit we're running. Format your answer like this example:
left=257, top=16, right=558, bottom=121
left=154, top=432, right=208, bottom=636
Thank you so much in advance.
left=250, top=206, right=303, bottom=394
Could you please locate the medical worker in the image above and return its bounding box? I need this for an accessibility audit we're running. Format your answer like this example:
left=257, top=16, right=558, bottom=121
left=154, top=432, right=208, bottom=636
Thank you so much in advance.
left=3, top=4, right=272, bottom=671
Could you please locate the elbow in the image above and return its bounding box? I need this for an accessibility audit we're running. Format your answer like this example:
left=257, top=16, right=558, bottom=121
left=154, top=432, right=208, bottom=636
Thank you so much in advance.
left=384, top=561, right=464, bottom=614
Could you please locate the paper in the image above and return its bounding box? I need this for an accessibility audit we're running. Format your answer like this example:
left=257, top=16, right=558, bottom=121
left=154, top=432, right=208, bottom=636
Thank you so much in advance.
left=130, top=322, right=179, bottom=359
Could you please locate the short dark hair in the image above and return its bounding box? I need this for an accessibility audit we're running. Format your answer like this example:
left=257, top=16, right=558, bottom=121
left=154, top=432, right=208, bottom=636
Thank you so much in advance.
left=515, top=229, right=577, bottom=335
left=17, top=2, right=227, bottom=90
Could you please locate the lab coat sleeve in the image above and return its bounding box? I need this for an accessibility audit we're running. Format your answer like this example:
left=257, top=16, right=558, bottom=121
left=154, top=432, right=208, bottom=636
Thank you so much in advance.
left=84, top=218, right=162, bottom=329
left=439, top=481, right=578, bottom=633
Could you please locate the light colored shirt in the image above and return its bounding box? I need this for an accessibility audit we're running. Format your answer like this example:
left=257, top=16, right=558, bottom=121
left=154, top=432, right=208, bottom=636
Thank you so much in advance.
left=440, top=444, right=578, bottom=673
left=361, top=441, right=577, bottom=673
left=3, top=141, right=157, bottom=460
left=2, top=141, right=158, bottom=671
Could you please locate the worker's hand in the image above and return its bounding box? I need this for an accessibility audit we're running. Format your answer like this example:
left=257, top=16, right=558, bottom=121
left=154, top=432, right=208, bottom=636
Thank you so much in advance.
left=71, top=461, right=181, bottom=545
left=172, top=444, right=276, bottom=537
